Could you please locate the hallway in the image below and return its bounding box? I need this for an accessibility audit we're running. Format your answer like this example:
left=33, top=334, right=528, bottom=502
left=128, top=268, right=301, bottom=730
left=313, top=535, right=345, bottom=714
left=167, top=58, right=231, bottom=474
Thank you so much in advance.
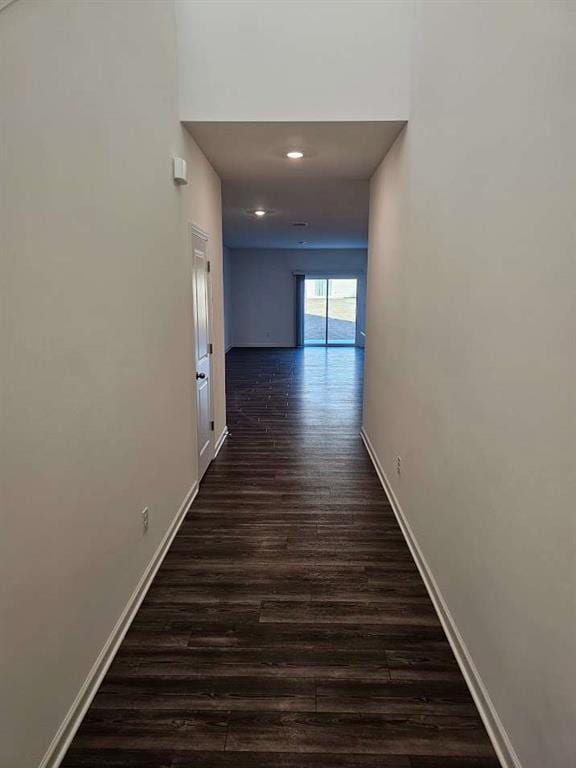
left=63, top=348, right=499, bottom=767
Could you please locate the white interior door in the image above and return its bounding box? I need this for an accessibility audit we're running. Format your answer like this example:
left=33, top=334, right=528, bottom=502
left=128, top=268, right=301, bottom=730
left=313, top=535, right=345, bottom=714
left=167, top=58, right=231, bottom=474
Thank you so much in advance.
left=191, top=230, right=213, bottom=480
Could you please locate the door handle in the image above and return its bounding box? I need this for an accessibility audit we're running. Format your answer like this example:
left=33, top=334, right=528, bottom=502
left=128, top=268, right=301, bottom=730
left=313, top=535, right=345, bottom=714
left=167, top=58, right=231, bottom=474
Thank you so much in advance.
left=196, top=372, right=206, bottom=380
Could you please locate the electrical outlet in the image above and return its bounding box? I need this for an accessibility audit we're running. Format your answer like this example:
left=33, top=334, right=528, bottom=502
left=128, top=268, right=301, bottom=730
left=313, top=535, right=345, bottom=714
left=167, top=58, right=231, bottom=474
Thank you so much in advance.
left=142, top=507, right=149, bottom=533
left=396, top=456, right=402, bottom=476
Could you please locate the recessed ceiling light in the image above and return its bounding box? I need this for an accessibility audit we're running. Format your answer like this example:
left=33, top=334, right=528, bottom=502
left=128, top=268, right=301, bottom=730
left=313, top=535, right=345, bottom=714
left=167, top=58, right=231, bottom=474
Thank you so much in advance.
left=286, top=151, right=304, bottom=160
left=253, top=209, right=267, bottom=217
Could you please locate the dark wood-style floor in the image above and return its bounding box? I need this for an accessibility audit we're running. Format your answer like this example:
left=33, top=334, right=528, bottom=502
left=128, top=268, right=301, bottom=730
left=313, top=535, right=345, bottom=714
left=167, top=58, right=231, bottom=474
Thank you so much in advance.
left=63, top=347, right=500, bottom=768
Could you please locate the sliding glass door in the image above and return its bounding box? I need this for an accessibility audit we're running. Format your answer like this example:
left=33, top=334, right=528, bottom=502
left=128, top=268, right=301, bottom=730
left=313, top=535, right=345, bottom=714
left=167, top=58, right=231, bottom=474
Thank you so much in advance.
left=303, top=278, right=358, bottom=345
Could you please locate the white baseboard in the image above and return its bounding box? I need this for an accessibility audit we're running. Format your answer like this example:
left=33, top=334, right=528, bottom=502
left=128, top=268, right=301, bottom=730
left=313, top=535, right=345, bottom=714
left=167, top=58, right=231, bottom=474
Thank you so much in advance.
left=360, top=427, right=522, bottom=768
left=39, top=481, right=199, bottom=768
left=233, top=342, right=294, bottom=348
left=214, top=425, right=229, bottom=456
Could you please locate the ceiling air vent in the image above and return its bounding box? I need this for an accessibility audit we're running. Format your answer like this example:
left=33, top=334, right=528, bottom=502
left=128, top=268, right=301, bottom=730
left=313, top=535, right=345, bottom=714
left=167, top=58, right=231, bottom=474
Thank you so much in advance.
left=291, top=222, right=309, bottom=228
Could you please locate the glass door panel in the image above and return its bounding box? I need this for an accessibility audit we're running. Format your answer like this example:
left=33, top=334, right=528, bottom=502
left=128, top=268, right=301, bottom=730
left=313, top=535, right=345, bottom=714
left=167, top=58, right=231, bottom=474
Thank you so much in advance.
left=304, top=278, right=327, bottom=345
left=327, top=279, right=357, bottom=344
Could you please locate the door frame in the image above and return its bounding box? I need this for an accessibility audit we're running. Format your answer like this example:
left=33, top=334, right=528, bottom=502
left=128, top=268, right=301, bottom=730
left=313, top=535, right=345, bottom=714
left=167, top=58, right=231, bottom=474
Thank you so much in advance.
left=190, top=222, right=215, bottom=478
left=298, top=271, right=363, bottom=347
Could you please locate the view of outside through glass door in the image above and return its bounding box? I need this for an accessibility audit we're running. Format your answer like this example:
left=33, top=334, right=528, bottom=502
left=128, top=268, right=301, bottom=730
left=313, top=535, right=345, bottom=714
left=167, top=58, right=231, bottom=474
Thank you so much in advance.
left=304, top=278, right=358, bottom=345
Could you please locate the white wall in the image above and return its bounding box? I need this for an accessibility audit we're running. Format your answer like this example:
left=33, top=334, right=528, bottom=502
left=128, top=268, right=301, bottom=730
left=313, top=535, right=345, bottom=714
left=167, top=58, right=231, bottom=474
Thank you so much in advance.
left=223, top=246, right=233, bottom=352
left=0, top=2, right=224, bottom=766
left=182, top=131, right=227, bottom=440
left=363, top=3, right=576, bottom=768
left=228, top=249, right=367, bottom=348
left=175, top=0, right=412, bottom=121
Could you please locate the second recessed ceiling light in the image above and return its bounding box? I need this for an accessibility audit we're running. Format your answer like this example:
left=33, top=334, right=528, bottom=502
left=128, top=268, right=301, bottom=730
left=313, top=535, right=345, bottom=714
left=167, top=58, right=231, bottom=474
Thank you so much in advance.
left=286, top=151, right=304, bottom=159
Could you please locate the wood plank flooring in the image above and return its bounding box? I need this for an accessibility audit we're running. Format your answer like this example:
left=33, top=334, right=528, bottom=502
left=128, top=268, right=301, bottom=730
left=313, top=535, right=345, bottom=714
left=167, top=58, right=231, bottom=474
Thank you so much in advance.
left=62, top=347, right=500, bottom=768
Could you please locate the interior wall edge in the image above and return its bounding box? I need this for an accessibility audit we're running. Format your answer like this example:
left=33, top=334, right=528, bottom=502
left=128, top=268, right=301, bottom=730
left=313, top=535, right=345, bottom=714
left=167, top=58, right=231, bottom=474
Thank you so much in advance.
left=360, top=426, right=523, bottom=768
left=39, top=481, right=199, bottom=768
left=0, top=0, right=19, bottom=14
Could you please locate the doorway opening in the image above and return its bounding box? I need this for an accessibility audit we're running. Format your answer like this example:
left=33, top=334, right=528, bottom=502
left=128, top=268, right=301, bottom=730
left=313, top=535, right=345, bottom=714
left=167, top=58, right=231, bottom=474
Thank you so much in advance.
left=303, top=277, right=358, bottom=346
